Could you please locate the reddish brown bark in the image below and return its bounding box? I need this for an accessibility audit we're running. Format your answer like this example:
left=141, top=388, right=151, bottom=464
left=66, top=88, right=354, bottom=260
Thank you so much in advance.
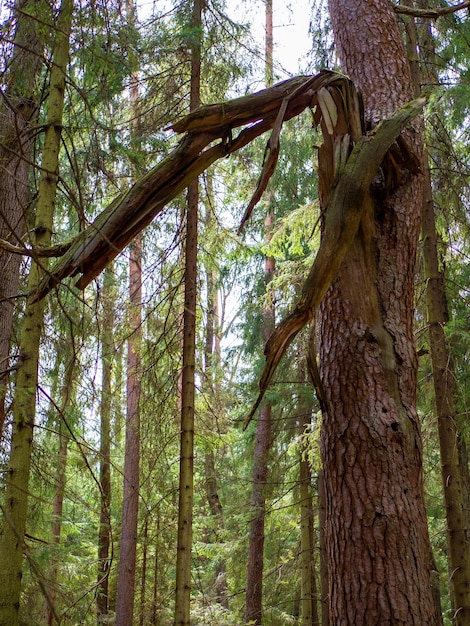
left=115, top=3, right=142, bottom=621
left=115, top=236, right=142, bottom=626
left=317, top=0, right=435, bottom=623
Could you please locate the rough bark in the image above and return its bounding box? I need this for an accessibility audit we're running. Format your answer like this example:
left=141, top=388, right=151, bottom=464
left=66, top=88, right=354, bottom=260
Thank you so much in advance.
left=0, top=0, right=45, bottom=436
left=317, top=0, right=435, bottom=623
left=174, top=1, right=201, bottom=622
left=0, top=2, right=72, bottom=623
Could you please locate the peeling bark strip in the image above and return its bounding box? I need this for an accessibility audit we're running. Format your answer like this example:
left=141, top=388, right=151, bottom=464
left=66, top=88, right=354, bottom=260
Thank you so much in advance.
left=243, top=95, right=426, bottom=429
left=34, top=71, right=356, bottom=301
left=33, top=70, right=426, bottom=426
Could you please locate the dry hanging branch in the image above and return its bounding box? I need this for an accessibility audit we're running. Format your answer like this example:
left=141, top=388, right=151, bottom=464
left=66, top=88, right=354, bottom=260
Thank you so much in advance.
left=29, top=69, right=426, bottom=433
left=32, top=70, right=352, bottom=301
left=243, top=95, right=427, bottom=429
left=394, top=0, right=470, bottom=18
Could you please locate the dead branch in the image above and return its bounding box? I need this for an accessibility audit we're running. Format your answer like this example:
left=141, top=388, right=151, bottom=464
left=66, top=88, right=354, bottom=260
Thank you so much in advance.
left=243, top=96, right=427, bottom=429
left=32, top=71, right=348, bottom=301
left=0, top=238, right=71, bottom=258
left=394, top=0, right=470, bottom=19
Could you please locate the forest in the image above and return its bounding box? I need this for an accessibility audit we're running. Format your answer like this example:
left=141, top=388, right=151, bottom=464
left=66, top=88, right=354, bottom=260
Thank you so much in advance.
left=0, top=0, right=470, bottom=624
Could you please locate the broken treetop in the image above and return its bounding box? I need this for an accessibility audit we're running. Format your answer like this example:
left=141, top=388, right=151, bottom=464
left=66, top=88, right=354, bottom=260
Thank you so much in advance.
left=34, top=71, right=351, bottom=301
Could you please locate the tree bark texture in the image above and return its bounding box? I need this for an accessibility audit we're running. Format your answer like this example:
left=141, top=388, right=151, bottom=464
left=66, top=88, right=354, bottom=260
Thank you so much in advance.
left=0, top=0, right=45, bottom=436
left=318, top=0, right=434, bottom=623
left=0, top=2, right=73, bottom=623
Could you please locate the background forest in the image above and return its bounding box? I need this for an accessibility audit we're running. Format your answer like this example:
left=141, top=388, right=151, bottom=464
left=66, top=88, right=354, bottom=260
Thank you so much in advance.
left=0, top=0, right=469, bottom=625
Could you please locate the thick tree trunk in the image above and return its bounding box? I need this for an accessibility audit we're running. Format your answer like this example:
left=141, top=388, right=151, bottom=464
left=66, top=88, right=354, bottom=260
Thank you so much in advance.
left=318, top=0, right=435, bottom=623
left=0, top=0, right=45, bottom=436
left=0, top=2, right=72, bottom=623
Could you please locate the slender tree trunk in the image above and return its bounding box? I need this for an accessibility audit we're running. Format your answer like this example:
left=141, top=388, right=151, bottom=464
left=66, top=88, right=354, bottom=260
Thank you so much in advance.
left=298, top=403, right=319, bottom=626
left=0, top=0, right=45, bottom=437
left=318, top=0, right=435, bottom=622
left=317, top=470, right=329, bottom=626
left=204, top=448, right=228, bottom=607
left=203, top=261, right=228, bottom=608
left=45, top=354, right=75, bottom=625
left=422, top=127, right=470, bottom=626
left=245, top=400, right=271, bottom=626
left=115, top=236, right=142, bottom=625
left=97, top=266, right=115, bottom=623
left=115, top=5, right=143, bottom=621
left=139, top=514, right=149, bottom=626
left=0, top=2, right=73, bottom=623
left=152, top=510, right=160, bottom=625
left=245, top=4, right=274, bottom=623
left=174, top=1, right=201, bottom=623
left=404, top=10, right=470, bottom=622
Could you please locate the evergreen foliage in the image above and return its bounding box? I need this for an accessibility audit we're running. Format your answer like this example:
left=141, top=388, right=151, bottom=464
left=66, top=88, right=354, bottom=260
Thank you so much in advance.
left=0, top=0, right=469, bottom=624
